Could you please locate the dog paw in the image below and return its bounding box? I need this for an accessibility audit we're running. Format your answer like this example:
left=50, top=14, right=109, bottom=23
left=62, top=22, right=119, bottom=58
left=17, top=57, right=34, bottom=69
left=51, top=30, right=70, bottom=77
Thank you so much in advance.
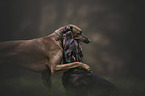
left=86, top=67, right=91, bottom=72
left=82, top=63, right=91, bottom=72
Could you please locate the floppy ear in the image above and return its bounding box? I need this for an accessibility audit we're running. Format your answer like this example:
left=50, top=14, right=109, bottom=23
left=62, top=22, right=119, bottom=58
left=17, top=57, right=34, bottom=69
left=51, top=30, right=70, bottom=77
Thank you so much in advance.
left=65, top=31, right=73, bottom=39
left=62, top=31, right=72, bottom=49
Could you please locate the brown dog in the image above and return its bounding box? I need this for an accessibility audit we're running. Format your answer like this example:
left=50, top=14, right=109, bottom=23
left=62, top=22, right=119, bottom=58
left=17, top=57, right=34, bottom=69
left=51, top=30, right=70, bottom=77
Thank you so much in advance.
left=0, top=24, right=91, bottom=87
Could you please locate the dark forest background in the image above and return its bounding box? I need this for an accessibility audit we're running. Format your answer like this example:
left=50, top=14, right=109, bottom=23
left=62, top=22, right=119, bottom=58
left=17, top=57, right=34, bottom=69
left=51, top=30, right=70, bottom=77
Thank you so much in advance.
left=0, top=0, right=145, bottom=96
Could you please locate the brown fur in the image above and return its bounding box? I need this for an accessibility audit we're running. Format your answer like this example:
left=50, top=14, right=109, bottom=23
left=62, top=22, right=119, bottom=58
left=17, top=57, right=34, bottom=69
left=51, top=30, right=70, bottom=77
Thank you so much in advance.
left=0, top=24, right=91, bottom=87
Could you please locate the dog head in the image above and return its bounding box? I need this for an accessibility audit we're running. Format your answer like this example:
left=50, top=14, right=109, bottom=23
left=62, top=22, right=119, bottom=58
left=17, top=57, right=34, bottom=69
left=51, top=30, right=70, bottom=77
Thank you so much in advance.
left=56, top=24, right=91, bottom=44
left=68, top=24, right=91, bottom=44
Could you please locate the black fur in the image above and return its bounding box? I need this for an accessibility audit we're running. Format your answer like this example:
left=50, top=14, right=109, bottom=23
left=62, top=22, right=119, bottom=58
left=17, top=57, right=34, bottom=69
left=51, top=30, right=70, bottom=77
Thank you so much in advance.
left=62, top=31, right=116, bottom=96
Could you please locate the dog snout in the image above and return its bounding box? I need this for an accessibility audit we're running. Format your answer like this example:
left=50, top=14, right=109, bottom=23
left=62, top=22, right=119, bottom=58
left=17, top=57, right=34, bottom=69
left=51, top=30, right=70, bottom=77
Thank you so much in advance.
left=83, top=38, right=91, bottom=44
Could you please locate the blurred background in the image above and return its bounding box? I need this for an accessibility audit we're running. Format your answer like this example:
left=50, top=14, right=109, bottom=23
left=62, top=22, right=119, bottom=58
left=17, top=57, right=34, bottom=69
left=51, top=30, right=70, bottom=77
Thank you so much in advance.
left=0, top=0, right=145, bottom=96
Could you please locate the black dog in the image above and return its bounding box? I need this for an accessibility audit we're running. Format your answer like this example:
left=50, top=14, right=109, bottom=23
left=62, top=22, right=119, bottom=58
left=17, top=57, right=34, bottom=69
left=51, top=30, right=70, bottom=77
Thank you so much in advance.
left=62, top=31, right=116, bottom=96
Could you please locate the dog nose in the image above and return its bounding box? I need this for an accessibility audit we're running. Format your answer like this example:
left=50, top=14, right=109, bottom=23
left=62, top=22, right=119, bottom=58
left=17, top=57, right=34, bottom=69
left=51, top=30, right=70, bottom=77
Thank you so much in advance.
left=84, top=38, right=91, bottom=44
left=88, top=38, right=91, bottom=43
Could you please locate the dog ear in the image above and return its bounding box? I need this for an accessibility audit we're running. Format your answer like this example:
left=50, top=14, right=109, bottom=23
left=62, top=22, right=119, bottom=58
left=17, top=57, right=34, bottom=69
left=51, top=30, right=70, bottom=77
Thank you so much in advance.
left=69, top=26, right=73, bottom=31
left=62, top=26, right=73, bottom=33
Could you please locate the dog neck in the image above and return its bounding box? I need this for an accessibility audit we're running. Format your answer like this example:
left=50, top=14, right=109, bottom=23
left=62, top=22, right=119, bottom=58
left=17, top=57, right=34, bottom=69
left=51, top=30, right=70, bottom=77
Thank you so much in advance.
left=55, top=30, right=62, bottom=37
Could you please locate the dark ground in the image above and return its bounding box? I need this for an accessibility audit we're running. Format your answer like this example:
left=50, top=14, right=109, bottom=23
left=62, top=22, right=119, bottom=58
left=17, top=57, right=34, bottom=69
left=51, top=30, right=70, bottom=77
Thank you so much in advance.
left=0, top=0, right=145, bottom=96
